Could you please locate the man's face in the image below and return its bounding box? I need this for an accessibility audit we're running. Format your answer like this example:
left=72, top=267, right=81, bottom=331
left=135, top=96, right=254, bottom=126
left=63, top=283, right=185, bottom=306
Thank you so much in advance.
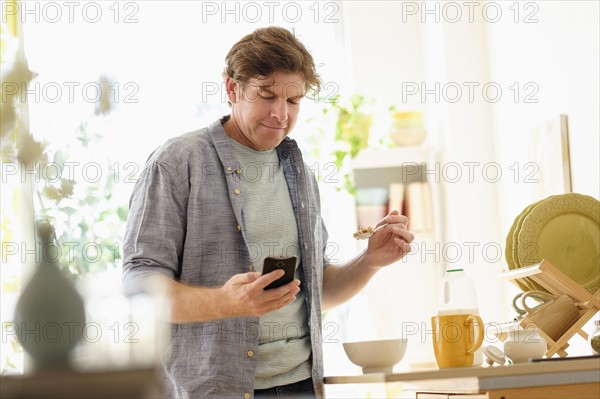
left=226, top=71, right=305, bottom=151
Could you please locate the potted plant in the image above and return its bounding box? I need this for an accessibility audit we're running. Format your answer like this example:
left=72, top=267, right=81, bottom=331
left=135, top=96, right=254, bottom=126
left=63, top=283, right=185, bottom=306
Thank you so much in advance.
left=322, top=94, right=373, bottom=194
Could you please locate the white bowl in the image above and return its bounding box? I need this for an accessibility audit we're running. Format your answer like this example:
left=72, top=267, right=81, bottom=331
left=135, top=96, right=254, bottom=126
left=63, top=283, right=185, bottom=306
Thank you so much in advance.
left=343, top=339, right=408, bottom=374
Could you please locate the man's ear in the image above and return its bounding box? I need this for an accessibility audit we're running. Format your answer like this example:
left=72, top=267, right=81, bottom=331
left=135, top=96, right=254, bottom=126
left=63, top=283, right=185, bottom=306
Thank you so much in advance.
left=225, top=77, right=239, bottom=104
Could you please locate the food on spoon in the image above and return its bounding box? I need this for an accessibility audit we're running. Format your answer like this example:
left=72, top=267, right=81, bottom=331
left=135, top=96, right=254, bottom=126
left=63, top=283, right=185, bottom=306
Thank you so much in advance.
left=353, top=226, right=374, bottom=239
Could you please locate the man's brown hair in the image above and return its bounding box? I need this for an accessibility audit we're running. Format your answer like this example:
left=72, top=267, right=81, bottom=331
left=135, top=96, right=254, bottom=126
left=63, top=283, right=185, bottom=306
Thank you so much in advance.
left=223, top=26, right=321, bottom=98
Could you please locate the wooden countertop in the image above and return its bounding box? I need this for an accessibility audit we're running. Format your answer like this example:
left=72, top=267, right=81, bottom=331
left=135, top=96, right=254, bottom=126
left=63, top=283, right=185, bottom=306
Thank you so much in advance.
left=324, top=357, right=600, bottom=393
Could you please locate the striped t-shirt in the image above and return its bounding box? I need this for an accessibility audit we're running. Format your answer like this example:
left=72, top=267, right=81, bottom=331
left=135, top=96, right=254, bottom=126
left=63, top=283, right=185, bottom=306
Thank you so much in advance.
left=227, top=136, right=312, bottom=389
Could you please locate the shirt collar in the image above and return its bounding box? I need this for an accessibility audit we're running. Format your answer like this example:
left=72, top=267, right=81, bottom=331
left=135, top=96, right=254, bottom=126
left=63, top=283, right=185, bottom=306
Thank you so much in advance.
left=208, top=115, right=299, bottom=159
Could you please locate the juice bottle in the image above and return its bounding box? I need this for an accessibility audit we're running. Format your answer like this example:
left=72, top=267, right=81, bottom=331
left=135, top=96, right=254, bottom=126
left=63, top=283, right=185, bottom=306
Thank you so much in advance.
left=437, top=267, right=483, bottom=366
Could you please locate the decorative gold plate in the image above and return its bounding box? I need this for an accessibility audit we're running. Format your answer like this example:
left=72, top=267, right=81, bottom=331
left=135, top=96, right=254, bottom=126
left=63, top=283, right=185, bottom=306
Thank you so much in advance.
left=511, top=198, right=553, bottom=292
left=517, top=194, right=600, bottom=294
left=505, top=200, right=544, bottom=292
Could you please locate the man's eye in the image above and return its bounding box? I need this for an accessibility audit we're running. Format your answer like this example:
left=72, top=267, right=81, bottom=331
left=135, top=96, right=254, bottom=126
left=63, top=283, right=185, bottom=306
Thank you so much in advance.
left=288, top=99, right=300, bottom=105
left=259, top=94, right=275, bottom=101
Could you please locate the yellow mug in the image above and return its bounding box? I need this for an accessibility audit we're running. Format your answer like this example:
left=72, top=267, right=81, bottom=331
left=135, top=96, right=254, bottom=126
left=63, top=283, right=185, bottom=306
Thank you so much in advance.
left=431, top=314, right=484, bottom=368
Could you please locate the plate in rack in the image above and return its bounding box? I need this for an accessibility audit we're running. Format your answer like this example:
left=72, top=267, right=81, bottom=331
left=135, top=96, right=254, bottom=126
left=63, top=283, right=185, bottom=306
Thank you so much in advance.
left=517, top=193, right=600, bottom=294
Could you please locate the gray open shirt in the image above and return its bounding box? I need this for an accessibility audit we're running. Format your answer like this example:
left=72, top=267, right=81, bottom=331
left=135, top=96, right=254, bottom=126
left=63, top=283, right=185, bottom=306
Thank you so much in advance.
left=122, top=117, right=330, bottom=398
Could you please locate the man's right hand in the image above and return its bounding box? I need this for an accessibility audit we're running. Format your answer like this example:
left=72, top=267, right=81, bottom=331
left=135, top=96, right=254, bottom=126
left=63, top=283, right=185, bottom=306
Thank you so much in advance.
left=221, top=271, right=301, bottom=317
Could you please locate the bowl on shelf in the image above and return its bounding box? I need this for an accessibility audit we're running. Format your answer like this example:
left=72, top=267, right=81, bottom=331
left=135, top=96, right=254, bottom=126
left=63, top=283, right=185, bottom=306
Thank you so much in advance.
left=388, top=111, right=427, bottom=146
left=343, top=338, right=408, bottom=374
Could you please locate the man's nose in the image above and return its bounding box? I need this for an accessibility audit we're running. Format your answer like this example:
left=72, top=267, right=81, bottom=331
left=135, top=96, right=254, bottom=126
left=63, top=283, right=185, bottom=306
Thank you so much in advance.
left=271, top=99, right=288, bottom=122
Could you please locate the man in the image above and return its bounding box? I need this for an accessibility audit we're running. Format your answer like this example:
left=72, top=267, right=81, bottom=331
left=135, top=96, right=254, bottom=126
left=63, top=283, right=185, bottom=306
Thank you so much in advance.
left=122, top=26, right=414, bottom=399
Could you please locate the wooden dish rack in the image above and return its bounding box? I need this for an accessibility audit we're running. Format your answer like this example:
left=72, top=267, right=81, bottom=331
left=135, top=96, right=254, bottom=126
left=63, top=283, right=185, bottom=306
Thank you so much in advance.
left=498, top=259, right=600, bottom=357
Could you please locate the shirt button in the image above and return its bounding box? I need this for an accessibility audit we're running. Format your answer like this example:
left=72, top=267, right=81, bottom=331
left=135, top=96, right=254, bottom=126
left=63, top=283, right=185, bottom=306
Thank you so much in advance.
left=243, top=393, right=250, bottom=399
left=301, top=202, right=305, bottom=208
left=234, top=188, right=241, bottom=195
left=227, top=166, right=232, bottom=172
left=236, top=168, right=241, bottom=174
left=237, top=224, right=241, bottom=231
left=247, top=350, right=254, bottom=357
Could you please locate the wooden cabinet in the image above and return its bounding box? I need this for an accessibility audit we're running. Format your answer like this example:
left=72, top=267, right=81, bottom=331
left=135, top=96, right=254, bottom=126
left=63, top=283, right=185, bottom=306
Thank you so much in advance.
left=325, top=357, right=600, bottom=399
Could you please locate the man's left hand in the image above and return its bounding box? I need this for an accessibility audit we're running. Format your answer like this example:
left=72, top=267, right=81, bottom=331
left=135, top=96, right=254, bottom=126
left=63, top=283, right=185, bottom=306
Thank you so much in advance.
left=365, top=210, right=414, bottom=268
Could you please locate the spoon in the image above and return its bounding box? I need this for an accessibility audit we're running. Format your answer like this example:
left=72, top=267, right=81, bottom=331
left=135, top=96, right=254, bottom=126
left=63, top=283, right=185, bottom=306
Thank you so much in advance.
left=353, top=224, right=388, bottom=240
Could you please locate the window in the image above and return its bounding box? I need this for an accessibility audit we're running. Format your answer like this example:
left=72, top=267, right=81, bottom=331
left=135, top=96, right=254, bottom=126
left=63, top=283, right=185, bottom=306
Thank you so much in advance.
left=1, top=0, right=347, bottom=374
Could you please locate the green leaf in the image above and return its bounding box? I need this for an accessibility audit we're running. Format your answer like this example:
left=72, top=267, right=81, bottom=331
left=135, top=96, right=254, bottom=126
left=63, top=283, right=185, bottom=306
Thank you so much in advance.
left=333, top=151, right=346, bottom=169
left=60, top=178, right=75, bottom=198
left=42, top=186, right=63, bottom=202
left=82, top=195, right=99, bottom=206
left=117, top=206, right=128, bottom=221
left=52, top=148, right=69, bottom=166
left=60, top=206, right=77, bottom=216
left=343, top=175, right=356, bottom=196
left=78, top=221, right=88, bottom=235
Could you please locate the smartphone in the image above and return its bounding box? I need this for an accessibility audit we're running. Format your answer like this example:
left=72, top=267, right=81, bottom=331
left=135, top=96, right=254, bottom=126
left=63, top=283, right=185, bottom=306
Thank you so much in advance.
left=262, top=256, right=297, bottom=290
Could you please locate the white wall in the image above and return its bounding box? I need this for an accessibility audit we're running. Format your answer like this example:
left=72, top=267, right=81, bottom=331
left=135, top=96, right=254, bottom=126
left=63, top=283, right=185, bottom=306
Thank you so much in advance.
left=343, top=1, right=425, bottom=109
left=487, top=1, right=600, bottom=240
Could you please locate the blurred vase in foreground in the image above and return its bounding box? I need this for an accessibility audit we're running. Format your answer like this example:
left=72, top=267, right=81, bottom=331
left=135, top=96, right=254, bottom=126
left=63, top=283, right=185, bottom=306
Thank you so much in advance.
left=13, top=222, right=170, bottom=372
left=13, top=222, right=86, bottom=370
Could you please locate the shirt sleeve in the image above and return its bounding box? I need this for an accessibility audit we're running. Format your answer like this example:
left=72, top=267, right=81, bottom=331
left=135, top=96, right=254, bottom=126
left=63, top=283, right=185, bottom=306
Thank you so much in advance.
left=122, top=159, right=189, bottom=294
left=321, top=216, right=331, bottom=268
